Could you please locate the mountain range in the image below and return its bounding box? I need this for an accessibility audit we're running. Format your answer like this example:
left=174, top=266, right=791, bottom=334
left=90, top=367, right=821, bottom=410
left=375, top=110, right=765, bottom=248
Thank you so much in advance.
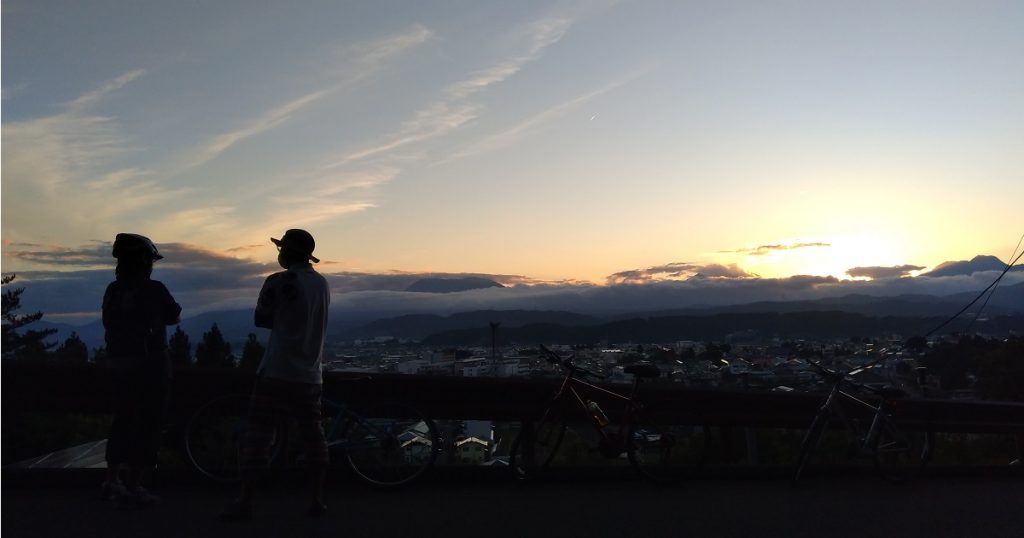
left=923, top=255, right=1023, bottom=277
left=33, top=281, right=1024, bottom=350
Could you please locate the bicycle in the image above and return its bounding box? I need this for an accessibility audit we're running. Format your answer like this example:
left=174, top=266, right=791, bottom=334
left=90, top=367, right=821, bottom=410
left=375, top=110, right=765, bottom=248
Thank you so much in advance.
left=792, top=358, right=933, bottom=483
left=184, top=378, right=440, bottom=487
left=509, top=344, right=707, bottom=483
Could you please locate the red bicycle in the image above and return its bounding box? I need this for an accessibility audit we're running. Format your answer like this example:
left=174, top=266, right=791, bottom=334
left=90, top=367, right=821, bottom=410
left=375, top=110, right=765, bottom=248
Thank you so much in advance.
left=510, top=344, right=708, bottom=483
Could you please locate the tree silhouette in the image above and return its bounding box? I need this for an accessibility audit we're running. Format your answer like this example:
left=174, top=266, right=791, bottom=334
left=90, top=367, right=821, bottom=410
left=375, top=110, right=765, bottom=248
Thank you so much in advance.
left=975, top=337, right=1024, bottom=402
left=92, top=346, right=109, bottom=367
left=238, top=333, right=265, bottom=371
left=2, top=274, right=57, bottom=360
left=168, top=326, right=192, bottom=369
left=194, top=323, right=234, bottom=368
left=54, top=331, right=89, bottom=363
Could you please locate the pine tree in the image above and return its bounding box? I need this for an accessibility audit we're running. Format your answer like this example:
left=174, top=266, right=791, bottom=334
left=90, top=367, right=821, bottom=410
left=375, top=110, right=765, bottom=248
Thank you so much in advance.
left=92, top=346, right=109, bottom=367
left=2, top=274, right=57, bottom=360
left=168, top=326, right=192, bottom=368
left=194, top=323, right=234, bottom=368
left=54, top=331, right=89, bottom=363
left=238, top=333, right=265, bottom=371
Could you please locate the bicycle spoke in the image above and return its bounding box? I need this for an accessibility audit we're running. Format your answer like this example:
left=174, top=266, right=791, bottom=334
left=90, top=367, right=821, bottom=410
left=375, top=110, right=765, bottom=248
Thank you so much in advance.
left=343, top=404, right=438, bottom=487
left=509, top=407, right=566, bottom=480
left=185, top=394, right=285, bottom=483
left=185, top=395, right=250, bottom=482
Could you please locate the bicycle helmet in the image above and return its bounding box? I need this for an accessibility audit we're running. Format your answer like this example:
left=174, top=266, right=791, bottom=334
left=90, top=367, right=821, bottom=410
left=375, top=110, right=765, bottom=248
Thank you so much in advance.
left=112, top=233, right=164, bottom=260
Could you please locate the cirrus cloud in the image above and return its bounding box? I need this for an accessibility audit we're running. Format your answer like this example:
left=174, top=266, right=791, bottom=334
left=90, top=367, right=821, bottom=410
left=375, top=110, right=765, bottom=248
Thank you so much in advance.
left=721, top=242, right=831, bottom=256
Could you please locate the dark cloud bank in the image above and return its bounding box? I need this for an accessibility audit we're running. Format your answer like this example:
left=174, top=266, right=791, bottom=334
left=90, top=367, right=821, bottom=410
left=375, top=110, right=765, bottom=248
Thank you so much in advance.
left=6, top=242, right=1022, bottom=327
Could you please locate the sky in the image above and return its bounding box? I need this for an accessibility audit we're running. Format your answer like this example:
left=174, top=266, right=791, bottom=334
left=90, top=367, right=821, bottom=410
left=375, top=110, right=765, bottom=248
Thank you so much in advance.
left=2, top=1, right=1023, bottom=322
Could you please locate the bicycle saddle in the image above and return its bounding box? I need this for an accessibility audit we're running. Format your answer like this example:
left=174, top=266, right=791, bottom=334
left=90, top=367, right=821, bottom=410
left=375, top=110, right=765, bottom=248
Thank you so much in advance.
left=624, top=364, right=661, bottom=378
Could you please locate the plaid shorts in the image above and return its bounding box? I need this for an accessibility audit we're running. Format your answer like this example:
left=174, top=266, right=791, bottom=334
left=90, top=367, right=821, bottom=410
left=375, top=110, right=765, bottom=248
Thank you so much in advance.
left=239, top=376, right=329, bottom=473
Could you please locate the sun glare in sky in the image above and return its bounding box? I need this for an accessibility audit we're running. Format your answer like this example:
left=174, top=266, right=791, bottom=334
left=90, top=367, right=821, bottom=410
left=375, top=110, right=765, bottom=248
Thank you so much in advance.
left=2, top=1, right=1022, bottom=292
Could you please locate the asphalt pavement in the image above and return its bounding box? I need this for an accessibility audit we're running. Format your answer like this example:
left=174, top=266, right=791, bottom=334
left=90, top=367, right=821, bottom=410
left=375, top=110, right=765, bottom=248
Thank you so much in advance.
left=3, top=470, right=1022, bottom=538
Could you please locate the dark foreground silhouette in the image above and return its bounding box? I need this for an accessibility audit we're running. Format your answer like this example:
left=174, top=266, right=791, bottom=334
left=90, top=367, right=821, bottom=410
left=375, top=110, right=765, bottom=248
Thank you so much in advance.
left=4, top=473, right=1021, bottom=538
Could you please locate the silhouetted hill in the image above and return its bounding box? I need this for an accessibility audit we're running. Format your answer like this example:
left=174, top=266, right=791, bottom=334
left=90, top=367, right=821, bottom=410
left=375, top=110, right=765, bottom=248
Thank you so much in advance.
left=34, top=282, right=1023, bottom=350
left=421, top=311, right=1024, bottom=346
left=614, top=283, right=1024, bottom=319
left=405, top=277, right=504, bottom=293
left=924, top=255, right=1022, bottom=277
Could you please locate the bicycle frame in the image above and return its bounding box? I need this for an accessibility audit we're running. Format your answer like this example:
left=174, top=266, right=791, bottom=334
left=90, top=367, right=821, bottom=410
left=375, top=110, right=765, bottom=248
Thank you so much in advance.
left=793, top=357, right=932, bottom=484
left=540, top=357, right=649, bottom=455
left=814, top=377, right=894, bottom=457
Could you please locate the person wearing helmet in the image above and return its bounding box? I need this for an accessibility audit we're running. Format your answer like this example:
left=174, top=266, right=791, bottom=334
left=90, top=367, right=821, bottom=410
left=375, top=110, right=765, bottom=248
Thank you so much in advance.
left=100, top=233, right=181, bottom=508
left=223, top=229, right=330, bottom=520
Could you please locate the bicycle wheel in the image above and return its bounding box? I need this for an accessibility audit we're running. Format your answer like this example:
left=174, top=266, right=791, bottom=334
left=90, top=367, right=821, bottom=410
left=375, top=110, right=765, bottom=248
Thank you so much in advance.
left=627, top=410, right=707, bottom=483
left=793, top=410, right=829, bottom=484
left=342, top=403, right=439, bottom=487
left=873, top=419, right=933, bottom=483
left=184, top=394, right=284, bottom=482
left=509, top=405, right=566, bottom=480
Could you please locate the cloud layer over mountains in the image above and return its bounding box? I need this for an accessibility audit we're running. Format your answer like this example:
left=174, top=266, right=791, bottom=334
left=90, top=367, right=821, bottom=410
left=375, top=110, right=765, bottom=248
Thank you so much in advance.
left=5, top=242, right=1021, bottom=324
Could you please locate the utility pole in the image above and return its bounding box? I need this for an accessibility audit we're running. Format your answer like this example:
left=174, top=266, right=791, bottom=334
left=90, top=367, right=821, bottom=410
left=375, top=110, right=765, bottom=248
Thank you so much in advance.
left=490, top=321, right=500, bottom=375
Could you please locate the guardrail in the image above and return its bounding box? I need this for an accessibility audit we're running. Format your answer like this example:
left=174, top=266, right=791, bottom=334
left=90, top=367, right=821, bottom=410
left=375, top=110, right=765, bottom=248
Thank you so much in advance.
left=4, top=362, right=1023, bottom=434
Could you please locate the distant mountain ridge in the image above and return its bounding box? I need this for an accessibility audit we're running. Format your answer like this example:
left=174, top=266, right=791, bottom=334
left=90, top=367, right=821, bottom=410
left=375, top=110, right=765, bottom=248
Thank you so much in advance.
left=421, top=310, right=1024, bottom=346
left=619, top=282, right=1024, bottom=319
left=924, top=255, right=1022, bottom=277
left=26, top=266, right=1024, bottom=349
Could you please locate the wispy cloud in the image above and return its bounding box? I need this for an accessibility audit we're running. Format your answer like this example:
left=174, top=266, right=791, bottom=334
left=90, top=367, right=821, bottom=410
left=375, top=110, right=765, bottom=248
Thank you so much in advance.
left=607, top=262, right=755, bottom=285
left=183, top=25, right=434, bottom=171
left=434, top=68, right=648, bottom=165
left=847, top=264, right=925, bottom=279
left=337, top=24, right=434, bottom=71
left=443, top=16, right=574, bottom=100
left=328, top=104, right=480, bottom=167
left=184, top=89, right=330, bottom=169
left=722, top=242, right=832, bottom=256
left=66, top=69, right=145, bottom=110
left=327, top=11, right=589, bottom=169
left=1, top=70, right=187, bottom=245
left=263, top=202, right=378, bottom=233
left=85, top=167, right=151, bottom=189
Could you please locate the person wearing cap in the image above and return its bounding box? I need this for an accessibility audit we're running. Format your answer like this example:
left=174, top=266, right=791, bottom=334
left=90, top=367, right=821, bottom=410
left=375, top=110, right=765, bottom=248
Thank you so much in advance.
left=100, top=233, right=182, bottom=508
left=224, top=229, right=330, bottom=520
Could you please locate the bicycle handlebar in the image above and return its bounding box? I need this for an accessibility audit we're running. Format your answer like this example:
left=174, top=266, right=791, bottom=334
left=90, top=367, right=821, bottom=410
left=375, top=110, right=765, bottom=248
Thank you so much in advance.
left=539, top=344, right=605, bottom=380
left=803, top=358, right=894, bottom=396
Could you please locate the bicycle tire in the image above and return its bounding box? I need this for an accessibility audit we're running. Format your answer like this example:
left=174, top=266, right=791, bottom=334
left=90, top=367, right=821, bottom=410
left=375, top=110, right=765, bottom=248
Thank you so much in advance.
left=184, top=394, right=285, bottom=483
left=342, top=403, right=439, bottom=487
left=627, top=410, right=707, bottom=483
left=872, top=419, right=933, bottom=483
left=509, top=406, right=566, bottom=480
left=793, top=410, right=829, bottom=484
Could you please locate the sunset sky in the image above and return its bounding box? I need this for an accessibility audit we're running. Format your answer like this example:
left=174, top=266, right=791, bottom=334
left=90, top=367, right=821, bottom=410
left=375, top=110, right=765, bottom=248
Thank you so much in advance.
left=3, top=1, right=1023, bottom=320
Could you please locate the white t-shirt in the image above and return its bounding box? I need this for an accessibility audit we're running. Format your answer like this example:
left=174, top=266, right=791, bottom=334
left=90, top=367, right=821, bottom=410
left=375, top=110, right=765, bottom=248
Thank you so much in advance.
left=255, top=263, right=330, bottom=384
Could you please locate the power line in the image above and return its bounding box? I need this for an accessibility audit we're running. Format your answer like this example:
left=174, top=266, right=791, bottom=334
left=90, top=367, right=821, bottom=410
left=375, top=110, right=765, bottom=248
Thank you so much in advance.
left=923, top=247, right=1024, bottom=339
left=964, top=232, right=1024, bottom=334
